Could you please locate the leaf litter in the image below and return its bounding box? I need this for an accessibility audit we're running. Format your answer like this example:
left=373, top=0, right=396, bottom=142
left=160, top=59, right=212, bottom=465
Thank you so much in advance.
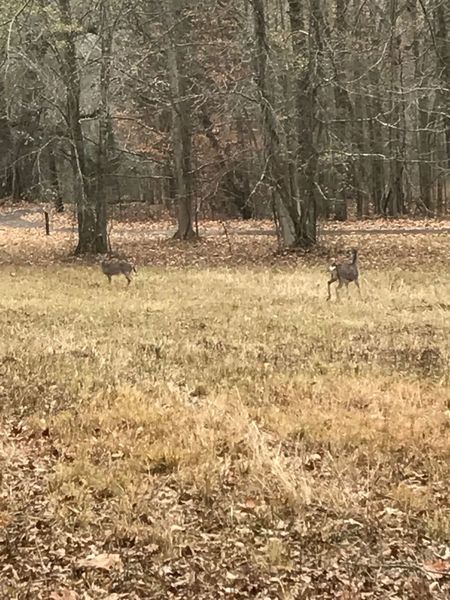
left=2, top=205, right=450, bottom=270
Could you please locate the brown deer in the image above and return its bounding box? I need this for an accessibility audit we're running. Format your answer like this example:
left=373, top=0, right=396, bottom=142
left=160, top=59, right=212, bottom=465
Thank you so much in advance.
left=101, top=259, right=137, bottom=286
left=327, top=248, right=361, bottom=301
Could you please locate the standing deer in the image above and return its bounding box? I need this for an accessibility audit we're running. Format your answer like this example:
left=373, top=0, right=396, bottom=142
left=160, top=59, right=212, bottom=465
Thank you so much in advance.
left=101, top=259, right=137, bottom=286
left=327, top=248, right=361, bottom=301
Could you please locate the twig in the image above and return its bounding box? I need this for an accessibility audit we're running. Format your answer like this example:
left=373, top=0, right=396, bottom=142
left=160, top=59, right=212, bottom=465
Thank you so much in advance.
left=345, top=559, right=450, bottom=580
left=246, top=155, right=270, bottom=207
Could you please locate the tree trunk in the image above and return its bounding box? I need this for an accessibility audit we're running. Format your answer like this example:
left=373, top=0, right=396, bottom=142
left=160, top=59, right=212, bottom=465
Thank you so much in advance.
left=367, top=76, right=386, bottom=216
left=297, top=0, right=321, bottom=242
left=385, top=0, right=404, bottom=217
left=417, top=96, right=433, bottom=213
left=163, top=0, right=196, bottom=240
left=366, top=4, right=386, bottom=216
left=434, top=1, right=449, bottom=169
left=251, top=0, right=297, bottom=246
left=352, top=0, right=368, bottom=218
left=96, top=0, right=114, bottom=252
left=332, top=0, right=350, bottom=221
left=251, top=0, right=318, bottom=247
left=0, top=76, right=13, bottom=198
left=434, top=1, right=449, bottom=213
left=412, top=0, right=432, bottom=214
left=57, top=0, right=108, bottom=254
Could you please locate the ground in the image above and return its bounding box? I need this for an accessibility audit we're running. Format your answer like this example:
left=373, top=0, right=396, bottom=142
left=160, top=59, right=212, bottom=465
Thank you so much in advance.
left=1, top=206, right=450, bottom=599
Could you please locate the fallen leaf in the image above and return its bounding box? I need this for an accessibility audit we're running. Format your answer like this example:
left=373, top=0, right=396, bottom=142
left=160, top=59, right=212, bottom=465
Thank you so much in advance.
left=423, top=559, right=450, bottom=579
left=243, top=497, right=258, bottom=510
left=50, top=590, right=78, bottom=600
left=76, top=552, right=123, bottom=571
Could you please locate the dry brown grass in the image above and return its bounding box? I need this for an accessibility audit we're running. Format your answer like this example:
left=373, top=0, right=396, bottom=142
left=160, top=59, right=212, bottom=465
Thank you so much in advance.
left=1, top=258, right=450, bottom=598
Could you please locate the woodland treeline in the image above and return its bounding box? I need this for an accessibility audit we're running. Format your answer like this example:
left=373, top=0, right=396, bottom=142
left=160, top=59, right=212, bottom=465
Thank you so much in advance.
left=0, top=0, right=448, bottom=251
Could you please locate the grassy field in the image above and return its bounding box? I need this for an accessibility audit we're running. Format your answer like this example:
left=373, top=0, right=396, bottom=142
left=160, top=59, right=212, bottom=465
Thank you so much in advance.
left=1, top=262, right=450, bottom=599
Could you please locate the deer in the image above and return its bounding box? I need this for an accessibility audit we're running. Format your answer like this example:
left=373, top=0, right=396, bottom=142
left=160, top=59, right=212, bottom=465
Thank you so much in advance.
left=100, top=259, right=137, bottom=286
left=327, top=248, right=361, bottom=301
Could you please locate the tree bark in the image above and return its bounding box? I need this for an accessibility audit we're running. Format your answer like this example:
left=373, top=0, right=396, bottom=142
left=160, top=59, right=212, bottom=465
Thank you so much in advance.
left=0, top=74, right=12, bottom=198
left=434, top=1, right=449, bottom=169
left=385, top=0, right=404, bottom=217
left=251, top=0, right=297, bottom=245
left=96, top=0, right=114, bottom=252
left=57, top=0, right=108, bottom=254
left=367, top=67, right=386, bottom=215
left=352, top=0, right=368, bottom=218
left=332, top=0, right=350, bottom=221
left=163, top=0, right=196, bottom=240
left=287, top=0, right=320, bottom=243
left=434, top=1, right=449, bottom=213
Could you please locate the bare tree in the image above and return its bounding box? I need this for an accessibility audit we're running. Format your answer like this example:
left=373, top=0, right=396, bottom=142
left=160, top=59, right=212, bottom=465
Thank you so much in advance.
left=162, top=0, right=196, bottom=239
left=56, top=0, right=109, bottom=253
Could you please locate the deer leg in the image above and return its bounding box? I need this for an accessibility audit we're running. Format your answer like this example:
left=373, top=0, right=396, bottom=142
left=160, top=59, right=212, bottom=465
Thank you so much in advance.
left=336, top=280, right=343, bottom=301
left=327, top=280, right=334, bottom=301
left=355, top=279, right=362, bottom=299
left=125, top=274, right=132, bottom=286
left=107, top=275, right=112, bottom=284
